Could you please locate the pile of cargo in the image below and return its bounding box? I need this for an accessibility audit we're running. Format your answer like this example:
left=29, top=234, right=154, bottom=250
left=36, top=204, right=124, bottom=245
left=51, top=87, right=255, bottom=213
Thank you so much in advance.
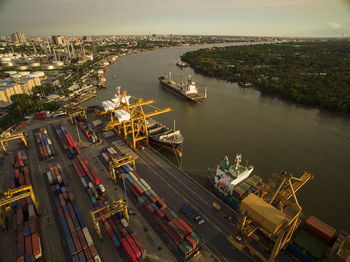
left=326, top=231, right=349, bottom=261
left=288, top=215, right=337, bottom=261
left=71, top=151, right=147, bottom=261
left=54, top=122, right=80, bottom=159
left=73, top=154, right=100, bottom=188
left=10, top=151, right=43, bottom=262
left=75, top=115, right=101, bottom=144
left=222, top=175, right=263, bottom=210
left=100, top=146, right=200, bottom=259
left=10, top=151, right=30, bottom=188
left=35, top=128, right=55, bottom=159
left=46, top=164, right=101, bottom=262
left=114, top=109, right=131, bottom=122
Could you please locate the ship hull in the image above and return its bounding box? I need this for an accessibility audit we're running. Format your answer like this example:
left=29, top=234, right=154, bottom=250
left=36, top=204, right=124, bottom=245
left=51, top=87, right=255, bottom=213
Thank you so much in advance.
left=208, top=175, right=239, bottom=211
left=159, top=79, right=197, bottom=102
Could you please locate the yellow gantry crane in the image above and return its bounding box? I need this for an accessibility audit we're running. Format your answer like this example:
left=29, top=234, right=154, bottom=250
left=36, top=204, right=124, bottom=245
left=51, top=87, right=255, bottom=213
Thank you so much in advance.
left=227, top=171, right=313, bottom=262
left=66, top=105, right=87, bottom=124
left=90, top=199, right=129, bottom=239
left=96, top=91, right=172, bottom=151
left=0, top=185, right=41, bottom=230
left=109, top=155, right=136, bottom=183
left=0, top=130, right=27, bottom=153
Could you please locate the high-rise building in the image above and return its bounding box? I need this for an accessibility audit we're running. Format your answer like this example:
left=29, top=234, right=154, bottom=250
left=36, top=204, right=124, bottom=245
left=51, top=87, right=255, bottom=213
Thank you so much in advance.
left=51, top=35, right=63, bottom=46
left=10, top=32, right=26, bottom=43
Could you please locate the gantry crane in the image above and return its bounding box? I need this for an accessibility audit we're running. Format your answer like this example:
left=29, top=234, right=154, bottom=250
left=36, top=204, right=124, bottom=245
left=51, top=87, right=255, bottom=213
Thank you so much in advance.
left=109, top=155, right=136, bottom=183
left=0, top=185, right=41, bottom=230
left=0, top=129, right=27, bottom=153
left=96, top=91, right=172, bottom=151
left=227, top=171, right=313, bottom=262
left=66, top=105, right=87, bottom=124
left=90, top=199, right=128, bottom=239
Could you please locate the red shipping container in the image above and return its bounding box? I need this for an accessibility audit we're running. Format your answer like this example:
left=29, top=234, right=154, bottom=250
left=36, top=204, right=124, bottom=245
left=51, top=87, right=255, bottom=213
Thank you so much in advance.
left=176, top=217, right=193, bottom=234
left=17, top=232, right=25, bottom=257
left=84, top=248, right=92, bottom=260
left=169, top=221, right=184, bottom=239
left=131, top=233, right=146, bottom=256
left=305, top=216, right=336, bottom=244
left=77, top=229, right=88, bottom=249
left=186, top=235, right=197, bottom=248
left=156, top=208, right=165, bottom=219
left=107, top=227, right=116, bottom=239
left=164, top=226, right=180, bottom=245
left=64, top=212, right=76, bottom=234
left=25, top=235, right=32, bottom=255
left=173, top=219, right=188, bottom=237
left=29, top=222, right=38, bottom=234
left=89, top=245, right=97, bottom=257
left=126, top=235, right=141, bottom=258
left=31, top=233, right=42, bottom=259
left=72, top=232, right=82, bottom=253
left=133, top=171, right=141, bottom=180
left=89, top=169, right=100, bottom=185
left=121, top=238, right=136, bottom=261
left=120, top=228, right=128, bottom=238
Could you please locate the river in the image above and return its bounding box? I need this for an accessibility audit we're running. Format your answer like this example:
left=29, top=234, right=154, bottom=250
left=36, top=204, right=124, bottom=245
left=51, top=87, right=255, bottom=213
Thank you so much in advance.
left=84, top=43, right=350, bottom=232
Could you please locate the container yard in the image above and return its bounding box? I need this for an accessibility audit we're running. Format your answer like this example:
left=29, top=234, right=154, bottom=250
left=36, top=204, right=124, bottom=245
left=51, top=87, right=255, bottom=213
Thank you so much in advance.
left=1, top=111, right=349, bottom=262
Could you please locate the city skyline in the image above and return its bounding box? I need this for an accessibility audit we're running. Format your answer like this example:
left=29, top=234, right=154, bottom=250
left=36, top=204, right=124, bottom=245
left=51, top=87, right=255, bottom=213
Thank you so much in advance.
left=0, top=0, right=349, bottom=37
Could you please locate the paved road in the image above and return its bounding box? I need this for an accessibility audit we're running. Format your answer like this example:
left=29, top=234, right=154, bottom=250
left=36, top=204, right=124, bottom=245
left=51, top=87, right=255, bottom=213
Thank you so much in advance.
left=136, top=147, right=255, bottom=262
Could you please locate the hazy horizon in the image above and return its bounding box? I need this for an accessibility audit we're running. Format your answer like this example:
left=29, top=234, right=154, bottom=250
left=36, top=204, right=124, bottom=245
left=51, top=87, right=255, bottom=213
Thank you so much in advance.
left=0, top=0, right=349, bottom=37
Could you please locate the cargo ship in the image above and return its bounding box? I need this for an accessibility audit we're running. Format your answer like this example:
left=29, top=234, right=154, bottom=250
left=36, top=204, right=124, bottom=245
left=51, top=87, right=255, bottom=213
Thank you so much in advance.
left=145, top=118, right=184, bottom=157
left=208, top=154, right=260, bottom=210
left=158, top=72, right=207, bottom=103
left=209, top=155, right=350, bottom=262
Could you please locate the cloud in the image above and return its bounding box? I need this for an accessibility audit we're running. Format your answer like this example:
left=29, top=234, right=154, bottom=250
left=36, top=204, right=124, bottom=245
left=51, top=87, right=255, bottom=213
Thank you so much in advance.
left=328, top=22, right=343, bottom=29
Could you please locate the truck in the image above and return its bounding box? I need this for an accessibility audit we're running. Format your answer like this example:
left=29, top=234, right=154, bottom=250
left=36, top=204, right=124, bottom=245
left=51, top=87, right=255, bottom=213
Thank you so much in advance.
left=180, top=204, right=205, bottom=225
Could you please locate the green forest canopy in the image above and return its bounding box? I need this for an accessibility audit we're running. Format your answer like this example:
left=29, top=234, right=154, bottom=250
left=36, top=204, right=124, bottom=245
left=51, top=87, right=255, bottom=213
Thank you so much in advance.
left=181, top=40, right=350, bottom=112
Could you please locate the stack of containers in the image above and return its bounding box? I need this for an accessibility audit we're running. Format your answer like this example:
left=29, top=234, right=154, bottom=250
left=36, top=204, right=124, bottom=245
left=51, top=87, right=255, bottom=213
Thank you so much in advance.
left=100, top=146, right=200, bottom=259
left=288, top=216, right=337, bottom=261
left=326, top=231, right=349, bottom=260
left=46, top=164, right=102, bottom=262
left=10, top=151, right=30, bottom=189
left=54, top=122, right=80, bottom=159
left=10, top=151, right=43, bottom=262
left=35, top=128, right=55, bottom=159
left=74, top=115, right=101, bottom=144
left=71, top=151, right=146, bottom=261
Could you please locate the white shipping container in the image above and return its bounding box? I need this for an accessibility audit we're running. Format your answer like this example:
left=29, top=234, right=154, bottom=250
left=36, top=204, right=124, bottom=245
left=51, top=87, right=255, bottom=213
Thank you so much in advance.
left=126, top=164, right=134, bottom=171
left=28, top=204, right=35, bottom=217
left=129, top=172, right=138, bottom=182
left=120, top=218, right=128, bottom=228
left=88, top=182, right=94, bottom=189
left=82, top=227, right=94, bottom=247
left=140, top=178, right=151, bottom=190
left=98, top=184, right=105, bottom=193
left=57, top=175, right=62, bottom=184
left=102, top=153, right=109, bottom=163
left=47, top=171, right=53, bottom=184
left=94, top=255, right=102, bottom=262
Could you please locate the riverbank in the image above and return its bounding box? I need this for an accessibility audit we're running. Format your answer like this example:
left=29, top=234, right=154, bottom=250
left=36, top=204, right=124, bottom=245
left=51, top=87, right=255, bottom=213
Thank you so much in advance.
left=83, top=43, right=350, bottom=232
left=181, top=40, right=350, bottom=113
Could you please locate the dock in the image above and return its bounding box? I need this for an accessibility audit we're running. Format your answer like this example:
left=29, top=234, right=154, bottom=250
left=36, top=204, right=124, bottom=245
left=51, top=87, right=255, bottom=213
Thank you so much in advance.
left=0, top=115, right=295, bottom=262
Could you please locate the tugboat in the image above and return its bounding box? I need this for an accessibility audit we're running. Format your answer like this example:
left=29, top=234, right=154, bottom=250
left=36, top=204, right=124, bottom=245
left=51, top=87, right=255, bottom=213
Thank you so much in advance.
left=158, top=72, right=207, bottom=103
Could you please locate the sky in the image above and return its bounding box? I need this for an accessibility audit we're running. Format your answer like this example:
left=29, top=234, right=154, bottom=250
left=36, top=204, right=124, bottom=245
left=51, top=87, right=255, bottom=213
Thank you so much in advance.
left=0, top=0, right=349, bottom=37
